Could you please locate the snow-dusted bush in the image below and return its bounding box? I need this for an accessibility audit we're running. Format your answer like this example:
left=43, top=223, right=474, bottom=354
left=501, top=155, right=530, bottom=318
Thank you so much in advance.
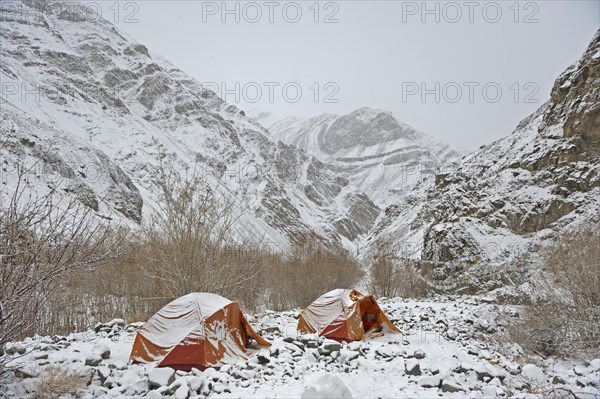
left=32, top=365, right=88, bottom=399
left=0, top=166, right=122, bottom=370
left=368, top=239, right=428, bottom=299
left=263, top=231, right=363, bottom=311
left=508, top=225, right=600, bottom=357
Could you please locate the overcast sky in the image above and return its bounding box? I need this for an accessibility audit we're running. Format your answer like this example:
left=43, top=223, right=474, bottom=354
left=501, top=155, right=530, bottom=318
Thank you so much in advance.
left=110, top=1, right=599, bottom=151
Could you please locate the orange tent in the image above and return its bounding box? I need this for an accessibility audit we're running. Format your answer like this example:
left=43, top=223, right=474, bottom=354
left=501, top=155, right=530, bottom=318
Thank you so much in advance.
left=129, top=293, right=270, bottom=371
left=298, top=289, right=400, bottom=341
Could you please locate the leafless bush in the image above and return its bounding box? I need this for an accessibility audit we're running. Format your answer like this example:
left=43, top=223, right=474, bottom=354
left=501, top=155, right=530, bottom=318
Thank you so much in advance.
left=0, top=166, right=122, bottom=360
left=264, top=232, right=363, bottom=311
left=140, top=159, right=261, bottom=302
left=369, top=239, right=428, bottom=298
left=32, top=365, right=88, bottom=399
left=508, top=226, right=600, bottom=357
left=2, top=156, right=361, bottom=339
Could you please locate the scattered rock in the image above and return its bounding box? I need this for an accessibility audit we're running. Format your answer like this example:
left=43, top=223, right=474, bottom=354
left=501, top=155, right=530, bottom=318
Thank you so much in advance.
left=419, top=376, right=441, bottom=388
left=340, top=349, right=359, bottom=362
left=405, top=359, right=421, bottom=376
left=441, top=376, right=463, bottom=392
left=108, top=360, right=128, bottom=370
left=149, top=367, right=176, bottom=389
left=552, top=375, right=566, bottom=385
left=5, top=342, right=26, bottom=355
left=108, top=318, right=126, bottom=328
left=375, top=346, right=394, bottom=358
left=174, top=383, right=190, bottom=399
left=301, top=374, right=352, bottom=399
left=187, top=376, right=204, bottom=392
left=521, top=364, right=546, bottom=385
left=322, top=339, right=342, bottom=352
left=93, top=366, right=109, bottom=383
left=447, top=329, right=458, bottom=340
left=85, top=353, right=102, bottom=366
left=257, top=355, right=270, bottom=365
left=318, top=347, right=332, bottom=356
left=145, top=390, right=163, bottom=399
left=94, top=344, right=111, bottom=359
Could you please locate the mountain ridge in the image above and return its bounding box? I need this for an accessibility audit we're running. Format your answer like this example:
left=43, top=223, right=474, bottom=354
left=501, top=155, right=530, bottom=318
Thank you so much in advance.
left=0, top=0, right=380, bottom=251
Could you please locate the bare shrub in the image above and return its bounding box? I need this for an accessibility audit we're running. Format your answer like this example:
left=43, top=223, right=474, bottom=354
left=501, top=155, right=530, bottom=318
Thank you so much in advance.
left=369, top=239, right=428, bottom=298
left=264, top=232, right=363, bottom=311
left=141, top=159, right=262, bottom=303
left=32, top=365, right=88, bottom=399
left=1, top=156, right=364, bottom=336
left=508, top=226, right=600, bottom=357
left=0, top=166, right=122, bottom=356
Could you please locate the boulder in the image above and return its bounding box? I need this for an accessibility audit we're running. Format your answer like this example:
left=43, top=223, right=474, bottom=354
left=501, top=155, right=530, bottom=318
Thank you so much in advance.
left=322, top=339, right=342, bottom=352
left=174, top=383, right=190, bottom=399
left=94, top=344, right=111, bottom=359
left=146, top=391, right=163, bottom=399
left=257, top=355, right=270, bottom=365
left=405, top=359, right=421, bottom=376
left=441, top=376, right=463, bottom=392
left=419, top=376, right=441, bottom=388
left=187, top=376, right=204, bottom=392
left=375, top=346, right=394, bottom=358
left=447, top=329, right=458, bottom=340
left=85, top=353, right=103, bottom=366
left=521, top=364, right=546, bottom=385
left=148, top=367, right=176, bottom=389
left=301, top=374, right=352, bottom=399
left=340, top=349, right=360, bottom=362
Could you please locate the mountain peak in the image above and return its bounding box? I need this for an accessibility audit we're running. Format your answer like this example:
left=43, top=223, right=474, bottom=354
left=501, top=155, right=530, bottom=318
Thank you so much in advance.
left=349, top=106, right=390, bottom=121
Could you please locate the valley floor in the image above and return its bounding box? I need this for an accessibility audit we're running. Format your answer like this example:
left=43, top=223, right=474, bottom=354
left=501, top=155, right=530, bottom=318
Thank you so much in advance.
left=2, top=296, right=599, bottom=398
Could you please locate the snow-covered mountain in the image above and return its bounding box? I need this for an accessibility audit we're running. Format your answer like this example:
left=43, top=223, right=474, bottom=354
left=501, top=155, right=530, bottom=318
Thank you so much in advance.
left=2, top=1, right=599, bottom=268
left=250, top=107, right=462, bottom=207
left=0, top=0, right=380, bottom=250
left=368, top=30, right=600, bottom=267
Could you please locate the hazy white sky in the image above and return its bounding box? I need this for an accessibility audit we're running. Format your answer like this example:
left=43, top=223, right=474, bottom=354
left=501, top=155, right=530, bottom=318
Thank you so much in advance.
left=109, top=0, right=599, bottom=151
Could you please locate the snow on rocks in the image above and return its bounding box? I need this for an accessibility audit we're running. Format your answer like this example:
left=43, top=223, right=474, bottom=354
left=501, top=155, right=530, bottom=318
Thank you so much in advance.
left=418, top=375, right=441, bottom=388
left=2, top=296, right=599, bottom=398
left=94, top=343, right=111, bottom=359
left=521, top=363, right=547, bottom=385
left=148, top=367, right=176, bottom=389
left=321, top=339, right=341, bottom=352
left=85, top=352, right=103, bottom=366
left=405, top=359, right=421, bottom=376
left=301, top=374, right=353, bottom=399
left=441, top=375, right=463, bottom=392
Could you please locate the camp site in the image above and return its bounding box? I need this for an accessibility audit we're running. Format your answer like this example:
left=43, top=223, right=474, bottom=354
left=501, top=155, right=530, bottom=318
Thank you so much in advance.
left=1, top=1, right=599, bottom=398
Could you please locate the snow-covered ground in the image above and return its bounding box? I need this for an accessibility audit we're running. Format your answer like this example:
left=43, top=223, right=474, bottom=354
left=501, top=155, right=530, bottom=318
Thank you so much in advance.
left=2, top=296, right=599, bottom=398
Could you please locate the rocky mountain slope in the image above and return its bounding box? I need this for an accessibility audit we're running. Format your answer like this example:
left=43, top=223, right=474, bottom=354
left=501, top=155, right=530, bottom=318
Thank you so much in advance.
left=2, top=1, right=598, bottom=271
left=0, top=0, right=380, bottom=249
left=251, top=107, right=462, bottom=207
left=368, top=30, right=600, bottom=270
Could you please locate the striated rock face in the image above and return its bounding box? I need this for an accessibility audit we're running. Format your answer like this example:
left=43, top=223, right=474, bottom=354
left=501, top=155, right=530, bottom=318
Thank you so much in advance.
left=250, top=107, right=462, bottom=208
left=333, top=193, right=380, bottom=242
left=540, top=30, right=600, bottom=152
left=368, top=30, right=600, bottom=268
left=0, top=0, right=378, bottom=249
